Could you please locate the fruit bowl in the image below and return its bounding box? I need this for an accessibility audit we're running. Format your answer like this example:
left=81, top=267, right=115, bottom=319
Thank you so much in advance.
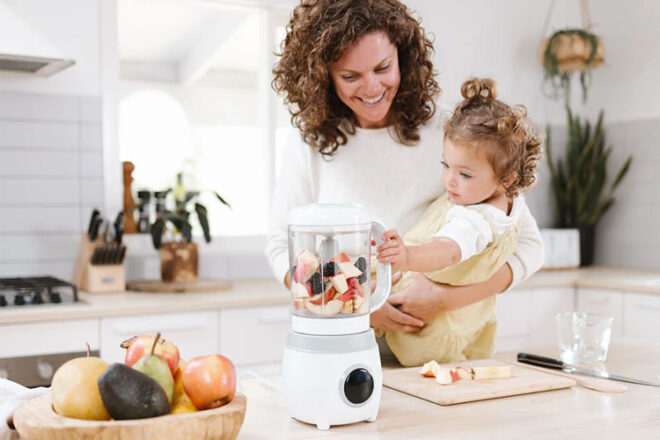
left=13, top=392, right=247, bottom=440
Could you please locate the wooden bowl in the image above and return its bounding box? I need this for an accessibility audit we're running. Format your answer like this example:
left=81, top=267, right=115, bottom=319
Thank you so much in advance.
left=13, top=392, right=246, bottom=440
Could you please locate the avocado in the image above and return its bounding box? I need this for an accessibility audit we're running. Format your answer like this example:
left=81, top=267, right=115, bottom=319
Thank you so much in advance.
left=97, top=363, right=170, bottom=419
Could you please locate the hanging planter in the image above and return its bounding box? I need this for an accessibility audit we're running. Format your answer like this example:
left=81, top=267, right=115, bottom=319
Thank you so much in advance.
left=538, top=0, right=605, bottom=103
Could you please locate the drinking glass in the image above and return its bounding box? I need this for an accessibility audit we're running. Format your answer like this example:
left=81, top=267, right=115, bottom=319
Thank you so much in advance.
left=556, top=312, right=613, bottom=365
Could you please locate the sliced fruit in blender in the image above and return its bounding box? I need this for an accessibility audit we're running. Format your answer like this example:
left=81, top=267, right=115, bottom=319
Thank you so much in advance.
left=304, top=298, right=343, bottom=316
left=330, top=273, right=349, bottom=293
left=329, top=252, right=351, bottom=263
left=291, top=281, right=310, bottom=298
left=293, top=249, right=319, bottom=283
left=338, top=289, right=359, bottom=303
left=309, top=285, right=336, bottom=305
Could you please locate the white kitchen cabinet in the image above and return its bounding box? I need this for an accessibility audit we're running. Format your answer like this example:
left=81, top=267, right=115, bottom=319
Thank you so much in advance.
left=0, top=319, right=99, bottom=358
left=576, top=288, right=624, bottom=337
left=495, top=288, right=531, bottom=352
left=529, top=287, right=575, bottom=348
left=100, top=311, right=218, bottom=364
left=623, top=292, right=660, bottom=342
left=495, top=287, right=575, bottom=352
left=218, top=305, right=289, bottom=367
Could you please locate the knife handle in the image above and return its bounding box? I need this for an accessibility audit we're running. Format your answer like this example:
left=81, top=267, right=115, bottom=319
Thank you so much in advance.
left=517, top=353, right=565, bottom=370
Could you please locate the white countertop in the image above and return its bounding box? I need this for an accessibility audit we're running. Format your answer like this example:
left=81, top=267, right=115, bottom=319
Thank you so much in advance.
left=2, top=266, right=660, bottom=325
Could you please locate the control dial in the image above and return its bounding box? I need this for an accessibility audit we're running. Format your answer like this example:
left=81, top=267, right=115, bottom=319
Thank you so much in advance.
left=343, top=367, right=374, bottom=404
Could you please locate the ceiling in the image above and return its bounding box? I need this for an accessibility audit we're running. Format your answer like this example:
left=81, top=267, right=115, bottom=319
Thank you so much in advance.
left=118, top=0, right=295, bottom=84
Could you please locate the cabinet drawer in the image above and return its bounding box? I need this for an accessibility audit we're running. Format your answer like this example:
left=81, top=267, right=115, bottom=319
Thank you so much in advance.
left=0, top=319, right=99, bottom=358
left=100, top=311, right=218, bottom=364
left=576, top=288, right=624, bottom=337
left=623, top=293, right=660, bottom=341
left=219, top=305, right=289, bottom=366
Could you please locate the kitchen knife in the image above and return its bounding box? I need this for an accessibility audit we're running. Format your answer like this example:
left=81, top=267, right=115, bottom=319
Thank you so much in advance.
left=517, top=353, right=660, bottom=387
left=113, top=212, right=124, bottom=245
left=90, top=217, right=103, bottom=241
left=91, top=247, right=100, bottom=265
left=87, top=209, right=100, bottom=238
left=118, top=245, right=127, bottom=264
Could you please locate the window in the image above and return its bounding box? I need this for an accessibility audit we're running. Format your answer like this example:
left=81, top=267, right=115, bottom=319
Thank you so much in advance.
left=118, top=0, right=291, bottom=237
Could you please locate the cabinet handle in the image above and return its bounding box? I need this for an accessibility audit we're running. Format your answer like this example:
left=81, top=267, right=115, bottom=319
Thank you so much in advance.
left=113, top=321, right=209, bottom=335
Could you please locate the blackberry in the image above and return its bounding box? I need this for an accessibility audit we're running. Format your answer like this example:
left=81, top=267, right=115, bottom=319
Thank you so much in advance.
left=357, top=272, right=368, bottom=284
left=355, top=257, right=367, bottom=273
left=322, top=262, right=340, bottom=277
left=310, top=272, right=323, bottom=294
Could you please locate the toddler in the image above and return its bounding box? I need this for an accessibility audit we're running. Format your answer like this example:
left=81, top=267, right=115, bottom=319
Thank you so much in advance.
left=376, top=78, right=543, bottom=366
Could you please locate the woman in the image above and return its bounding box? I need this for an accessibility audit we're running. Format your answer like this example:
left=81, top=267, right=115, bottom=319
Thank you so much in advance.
left=266, top=0, right=543, bottom=347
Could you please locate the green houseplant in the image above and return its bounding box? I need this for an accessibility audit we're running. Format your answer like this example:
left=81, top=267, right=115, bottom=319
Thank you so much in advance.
left=546, top=107, right=631, bottom=265
left=150, top=189, right=230, bottom=282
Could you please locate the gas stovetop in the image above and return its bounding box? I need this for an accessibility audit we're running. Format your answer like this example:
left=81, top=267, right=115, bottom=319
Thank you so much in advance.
left=0, top=276, right=80, bottom=308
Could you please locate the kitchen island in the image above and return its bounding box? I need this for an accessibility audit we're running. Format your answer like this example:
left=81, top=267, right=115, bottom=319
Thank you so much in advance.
left=236, top=339, right=660, bottom=439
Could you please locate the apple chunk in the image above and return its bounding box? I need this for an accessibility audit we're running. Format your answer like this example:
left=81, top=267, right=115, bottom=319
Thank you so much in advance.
left=330, top=273, right=349, bottom=293
left=293, top=250, right=319, bottom=283
left=338, top=262, right=362, bottom=278
left=304, top=299, right=343, bottom=316
left=291, top=281, right=310, bottom=299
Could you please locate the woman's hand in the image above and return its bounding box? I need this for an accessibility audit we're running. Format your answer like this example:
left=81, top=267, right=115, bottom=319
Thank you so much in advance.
left=386, top=272, right=449, bottom=322
left=369, top=271, right=424, bottom=333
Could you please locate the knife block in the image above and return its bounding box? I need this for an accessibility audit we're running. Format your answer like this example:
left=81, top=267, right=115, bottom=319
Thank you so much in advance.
left=72, top=234, right=126, bottom=293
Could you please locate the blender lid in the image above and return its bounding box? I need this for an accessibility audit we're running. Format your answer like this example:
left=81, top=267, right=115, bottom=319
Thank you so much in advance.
left=288, top=203, right=372, bottom=227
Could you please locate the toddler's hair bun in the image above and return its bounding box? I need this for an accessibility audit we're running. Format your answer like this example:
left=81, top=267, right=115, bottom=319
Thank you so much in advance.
left=461, top=78, right=498, bottom=101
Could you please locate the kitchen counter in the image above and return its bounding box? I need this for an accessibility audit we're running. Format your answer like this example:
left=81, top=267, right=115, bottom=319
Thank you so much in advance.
left=2, top=266, right=660, bottom=325
left=237, top=339, right=660, bottom=438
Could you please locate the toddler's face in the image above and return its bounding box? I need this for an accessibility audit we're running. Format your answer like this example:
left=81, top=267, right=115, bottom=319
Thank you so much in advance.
left=441, top=138, right=504, bottom=205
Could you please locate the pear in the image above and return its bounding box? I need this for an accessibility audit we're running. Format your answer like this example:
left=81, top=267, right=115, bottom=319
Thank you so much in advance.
left=132, top=332, right=174, bottom=403
left=51, top=344, right=110, bottom=420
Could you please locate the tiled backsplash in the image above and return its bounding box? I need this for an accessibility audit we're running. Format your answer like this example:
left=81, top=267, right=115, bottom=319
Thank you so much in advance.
left=526, top=118, right=660, bottom=271
left=0, top=90, right=103, bottom=279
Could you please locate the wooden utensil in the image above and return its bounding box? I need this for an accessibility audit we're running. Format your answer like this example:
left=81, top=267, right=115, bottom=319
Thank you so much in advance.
left=13, top=392, right=246, bottom=440
left=512, top=361, right=627, bottom=393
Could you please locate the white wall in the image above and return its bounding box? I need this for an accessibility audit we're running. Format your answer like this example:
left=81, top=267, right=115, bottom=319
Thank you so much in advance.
left=0, top=0, right=102, bottom=96
left=408, top=0, right=660, bottom=124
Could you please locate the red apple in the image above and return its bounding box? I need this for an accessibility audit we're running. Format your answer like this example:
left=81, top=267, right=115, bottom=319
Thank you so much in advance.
left=293, top=250, right=319, bottom=283
left=347, top=278, right=360, bottom=290
left=338, top=288, right=359, bottom=303
left=182, top=354, right=236, bottom=410
left=121, top=333, right=180, bottom=375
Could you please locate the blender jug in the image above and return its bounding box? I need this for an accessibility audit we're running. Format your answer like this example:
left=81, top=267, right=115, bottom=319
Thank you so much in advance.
left=287, top=204, right=391, bottom=334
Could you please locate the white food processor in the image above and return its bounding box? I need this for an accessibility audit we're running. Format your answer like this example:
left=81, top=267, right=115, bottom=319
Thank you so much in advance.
left=281, top=204, right=391, bottom=430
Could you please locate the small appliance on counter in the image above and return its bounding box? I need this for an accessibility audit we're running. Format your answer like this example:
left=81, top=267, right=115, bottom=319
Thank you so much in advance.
left=281, top=204, right=391, bottom=430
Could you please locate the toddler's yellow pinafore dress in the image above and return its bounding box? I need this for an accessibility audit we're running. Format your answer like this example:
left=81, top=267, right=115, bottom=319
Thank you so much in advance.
left=378, top=193, right=520, bottom=367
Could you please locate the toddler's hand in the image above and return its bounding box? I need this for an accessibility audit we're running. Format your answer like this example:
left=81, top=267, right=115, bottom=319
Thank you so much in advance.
left=377, top=229, right=409, bottom=269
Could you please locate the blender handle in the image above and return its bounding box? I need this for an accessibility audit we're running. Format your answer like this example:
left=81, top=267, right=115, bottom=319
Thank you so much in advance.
left=370, top=221, right=391, bottom=312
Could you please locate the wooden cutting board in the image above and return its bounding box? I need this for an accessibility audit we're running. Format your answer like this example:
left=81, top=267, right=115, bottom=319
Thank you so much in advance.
left=126, top=278, right=232, bottom=293
left=13, top=393, right=246, bottom=440
left=383, top=358, right=575, bottom=405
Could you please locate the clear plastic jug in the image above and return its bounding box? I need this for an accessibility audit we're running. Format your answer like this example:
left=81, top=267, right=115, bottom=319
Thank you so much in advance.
left=287, top=204, right=391, bottom=321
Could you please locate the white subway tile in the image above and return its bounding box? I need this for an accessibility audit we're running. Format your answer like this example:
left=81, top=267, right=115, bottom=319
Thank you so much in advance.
left=80, top=152, right=104, bottom=178
left=0, top=150, right=79, bottom=177
left=0, top=234, right=80, bottom=261
left=80, top=123, right=102, bottom=151
left=0, top=179, right=79, bottom=205
left=0, top=91, right=79, bottom=121
left=0, top=121, right=78, bottom=149
left=0, top=207, right=80, bottom=233
left=79, top=179, right=104, bottom=206
left=0, top=261, right=74, bottom=280
left=80, top=96, right=102, bottom=123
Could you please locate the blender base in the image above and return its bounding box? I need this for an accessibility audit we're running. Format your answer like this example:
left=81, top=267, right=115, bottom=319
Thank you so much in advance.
left=281, top=329, right=382, bottom=430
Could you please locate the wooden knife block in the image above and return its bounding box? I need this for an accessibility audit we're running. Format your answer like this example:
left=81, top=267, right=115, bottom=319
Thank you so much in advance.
left=72, top=234, right=126, bottom=293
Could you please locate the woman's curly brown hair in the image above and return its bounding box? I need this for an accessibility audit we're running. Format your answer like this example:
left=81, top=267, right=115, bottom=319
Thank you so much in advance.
left=445, top=78, right=544, bottom=198
left=272, top=0, right=440, bottom=156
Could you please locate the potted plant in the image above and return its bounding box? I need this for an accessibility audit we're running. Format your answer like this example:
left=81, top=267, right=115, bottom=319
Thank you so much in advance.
left=546, top=107, right=631, bottom=265
left=540, top=28, right=605, bottom=103
left=150, top=187, right=230, bottom=282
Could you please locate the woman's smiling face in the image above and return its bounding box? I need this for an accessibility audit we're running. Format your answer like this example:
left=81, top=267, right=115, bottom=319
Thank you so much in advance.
left=329, top=32, right=400, bottom=129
